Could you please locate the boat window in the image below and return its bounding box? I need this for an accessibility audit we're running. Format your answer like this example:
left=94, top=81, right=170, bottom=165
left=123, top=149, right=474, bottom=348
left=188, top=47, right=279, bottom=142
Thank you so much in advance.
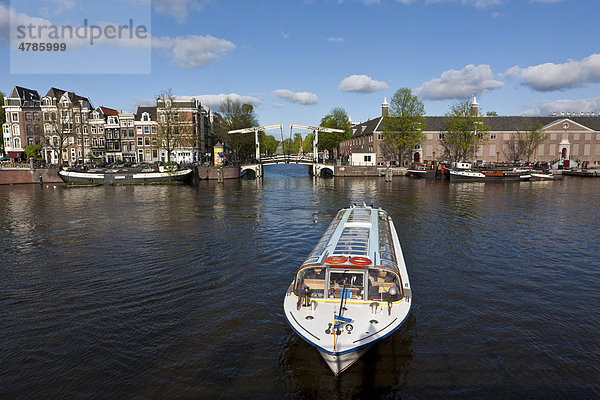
left=294, top=267, right=326, bottom=298
left=328, top=271, right=365, bottom=300
left=367, top=268, right=402, bottom=302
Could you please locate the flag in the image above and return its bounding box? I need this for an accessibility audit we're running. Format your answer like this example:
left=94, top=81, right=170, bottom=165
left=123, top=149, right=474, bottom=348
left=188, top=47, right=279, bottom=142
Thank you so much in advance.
left=334, top=315, right=353, bottom=329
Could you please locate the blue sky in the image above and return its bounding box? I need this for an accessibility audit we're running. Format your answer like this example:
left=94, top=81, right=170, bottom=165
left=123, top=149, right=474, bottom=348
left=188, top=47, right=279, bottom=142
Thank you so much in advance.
left=2, top=0, right=600, bottom=131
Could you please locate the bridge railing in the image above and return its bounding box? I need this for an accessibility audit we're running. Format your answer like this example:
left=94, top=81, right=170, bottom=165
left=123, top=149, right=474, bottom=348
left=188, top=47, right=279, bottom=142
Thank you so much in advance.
left=260, top=154, right=314, bottom=164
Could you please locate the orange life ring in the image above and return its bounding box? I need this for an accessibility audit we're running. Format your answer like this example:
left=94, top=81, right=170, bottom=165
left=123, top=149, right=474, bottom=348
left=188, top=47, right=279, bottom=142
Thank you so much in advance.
left=349, top=256, right=372, bottom=266
left=324, top=255, right=348, bottom=264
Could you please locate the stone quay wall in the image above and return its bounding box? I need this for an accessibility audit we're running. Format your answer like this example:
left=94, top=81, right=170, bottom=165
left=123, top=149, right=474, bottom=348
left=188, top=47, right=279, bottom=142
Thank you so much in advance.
left=0, top=168, right=63, bottom=185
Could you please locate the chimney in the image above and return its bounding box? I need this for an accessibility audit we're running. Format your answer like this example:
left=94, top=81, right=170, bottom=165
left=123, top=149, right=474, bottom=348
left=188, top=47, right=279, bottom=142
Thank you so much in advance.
left=470, top=95, right=479, bottom=116
left=382, top=97, right=389, bottom=117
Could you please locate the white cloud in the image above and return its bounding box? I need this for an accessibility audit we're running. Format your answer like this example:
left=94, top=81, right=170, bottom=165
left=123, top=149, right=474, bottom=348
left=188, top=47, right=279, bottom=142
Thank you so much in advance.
left=181, top=94, right=262, bottom=109
left=131, top=93, right=262, bottom=111
left=326, top=36, right=345, bottom=42
left=415, top=64, right=504, bottom=100
left=152, top=0, right=208, bottom=23
left=338, top=74, right=388, bottom=93
left=522, top=98, right=600, bottom=116
left=460, top=0, right=502, bottom=8
left=506, top=54, right=600, bottom=92
left=1, top=5, right=234, bottom=69
left=273, top=89, right=318, bottom=105
left=152, top=35, right=235, bottom=69
left=272, top=103, right=286, bottom=109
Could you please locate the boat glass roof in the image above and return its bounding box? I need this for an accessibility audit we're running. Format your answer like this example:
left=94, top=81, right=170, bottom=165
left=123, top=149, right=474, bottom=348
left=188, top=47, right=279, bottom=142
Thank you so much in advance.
left=301, top=206, right=400, bottom=272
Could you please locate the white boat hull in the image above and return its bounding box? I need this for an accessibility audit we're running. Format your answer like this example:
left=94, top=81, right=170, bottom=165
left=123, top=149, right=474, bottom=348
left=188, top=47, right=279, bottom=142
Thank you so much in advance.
left=319, top=347, right=369, bottom=376
left=283, top=206, right=412, bottom=375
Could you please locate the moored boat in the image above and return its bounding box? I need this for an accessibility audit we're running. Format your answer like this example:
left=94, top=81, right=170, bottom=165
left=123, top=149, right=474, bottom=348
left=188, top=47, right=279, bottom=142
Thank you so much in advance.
left=58, top=168, right=193, bottom=185
left=407, top=163, right=446, bottom=179
left=482, top=169, right=531, bottom=181
left=283, top=205, right=411, bottom=375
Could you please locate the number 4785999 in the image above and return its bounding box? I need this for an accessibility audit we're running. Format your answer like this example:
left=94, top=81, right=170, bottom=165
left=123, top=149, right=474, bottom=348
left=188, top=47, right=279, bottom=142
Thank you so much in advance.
left=18, top=42, right=67, bottom=51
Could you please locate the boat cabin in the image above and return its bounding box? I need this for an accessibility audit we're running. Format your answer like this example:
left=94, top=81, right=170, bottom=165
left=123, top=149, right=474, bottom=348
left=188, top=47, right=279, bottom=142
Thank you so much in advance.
left=292, top=206, right=405, bottom=303
left=294, top=263, right=403, bottom=302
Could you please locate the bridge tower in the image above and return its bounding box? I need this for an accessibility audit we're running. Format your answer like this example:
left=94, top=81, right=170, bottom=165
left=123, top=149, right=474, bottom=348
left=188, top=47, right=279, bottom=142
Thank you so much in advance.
left=290, top=124, right=344, bottom=176
left=228, top=124, right=283, bottom=178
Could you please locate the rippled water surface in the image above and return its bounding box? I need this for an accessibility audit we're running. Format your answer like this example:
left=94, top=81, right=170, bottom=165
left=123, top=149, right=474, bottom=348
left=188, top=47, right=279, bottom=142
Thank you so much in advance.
left=1, top=165, right=599, bottom=399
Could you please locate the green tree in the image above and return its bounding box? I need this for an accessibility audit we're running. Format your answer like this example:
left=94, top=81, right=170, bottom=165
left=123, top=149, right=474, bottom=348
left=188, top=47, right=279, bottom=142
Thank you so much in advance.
left=302, top=132, right=314, bottom=154
left=216, top=98, right=259, bottom=161
left=155, top=89, right=180, bottom=163
left=25, top=144, right=42, bottom=162
left=0, top=91, right=5, bottom=155
left=502, top=134, right=524, bottom=163
left=439, top=99, right=490, bottom=163
left=259, top=132, right=279, bottom=155
left=380, top=88, right=426, bottom=166
left=519, top=122, right=547, bottom=162
left=319, top=107, right=351, bottom=158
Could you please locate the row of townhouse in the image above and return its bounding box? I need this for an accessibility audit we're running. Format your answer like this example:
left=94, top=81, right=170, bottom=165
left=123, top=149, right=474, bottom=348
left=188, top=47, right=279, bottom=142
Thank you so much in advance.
left=2, top=86, right=219, bottom=165
left=340, top=97, right=600, bottom=168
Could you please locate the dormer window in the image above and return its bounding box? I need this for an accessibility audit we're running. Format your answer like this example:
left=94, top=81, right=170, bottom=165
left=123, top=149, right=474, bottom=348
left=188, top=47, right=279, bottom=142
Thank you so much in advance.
left=142, top=112, right=150, bottom=121
left=93, top=112, right=99, bottom=119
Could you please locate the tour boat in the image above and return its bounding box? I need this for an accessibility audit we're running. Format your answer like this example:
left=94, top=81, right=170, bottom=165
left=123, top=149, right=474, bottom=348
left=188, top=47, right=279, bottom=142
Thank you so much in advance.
left=58, top=168, right=193, bottom=185
left=283, top=205, right=412, bottom=375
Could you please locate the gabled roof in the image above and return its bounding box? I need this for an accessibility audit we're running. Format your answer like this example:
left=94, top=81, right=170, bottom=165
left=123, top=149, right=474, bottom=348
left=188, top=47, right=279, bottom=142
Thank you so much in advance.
left=135, top=106, right=157, bottom=121
left=10, top=86, right=40, bottom=102
left=351, top=117, right=382, bottom=137
left=44, top=87, right=66, bottom=99
left=98, top=106, right=119, bottom=116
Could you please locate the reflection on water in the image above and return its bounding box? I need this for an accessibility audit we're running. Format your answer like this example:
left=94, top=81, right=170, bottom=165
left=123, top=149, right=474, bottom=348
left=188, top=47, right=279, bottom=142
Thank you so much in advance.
left=1, top=165, right=599, bottom=399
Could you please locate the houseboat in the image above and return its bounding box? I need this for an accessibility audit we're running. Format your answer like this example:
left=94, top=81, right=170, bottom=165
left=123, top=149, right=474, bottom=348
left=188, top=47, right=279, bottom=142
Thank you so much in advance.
left=283, top=205, right=412, bottom=375
left=58, top=168, right=193, bottom=185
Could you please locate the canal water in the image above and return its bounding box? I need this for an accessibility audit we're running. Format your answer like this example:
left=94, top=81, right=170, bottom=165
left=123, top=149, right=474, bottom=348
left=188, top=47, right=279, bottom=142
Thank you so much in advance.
left=1, top=164, right=599, bottom=399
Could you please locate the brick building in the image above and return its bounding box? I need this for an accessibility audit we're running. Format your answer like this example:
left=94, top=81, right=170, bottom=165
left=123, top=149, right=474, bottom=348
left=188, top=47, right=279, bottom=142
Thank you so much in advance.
left=339, top=98, right=600, bottom=167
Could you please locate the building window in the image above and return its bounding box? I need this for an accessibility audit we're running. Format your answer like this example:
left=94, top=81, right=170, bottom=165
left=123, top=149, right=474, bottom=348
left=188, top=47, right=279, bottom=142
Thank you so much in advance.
left=99, top=138, right=104, bottom=146
left=28, top=137, right=34, bottom=145
left=12, top=113, right=18, bottom=122
left=137, top=127, right=142, bottom=134
left=26, top=125, right=32, bottom=133
left=144, top=127, right=149, bottom=133
left=33, top=112, right=40, bottom=121
left=145, top=137, right=150, bottom=146
left=364, top=155, right=371, bottom=162
left=490, top=134, right=496, bottom=140
left=122, top=129, right=127, bottom=137
left=138, top=137, right=143, bottom=146
left=13, top=125, right=20, bottom=135
left=151, top=127, right=156, bottom=134
left=439, top=133, right=445, bottom=139
left=129, top=129, right=134, bottom=137
left=25, top=112, right=32, bottom=121
left=14, top=137, right=21, bottom=148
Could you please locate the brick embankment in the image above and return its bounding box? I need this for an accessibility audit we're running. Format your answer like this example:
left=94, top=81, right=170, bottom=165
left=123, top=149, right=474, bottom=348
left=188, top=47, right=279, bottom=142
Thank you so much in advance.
left=333, top=166, right=408, bottom=176
left=196, top=166, right=240, bottom=180
left=0, top=168, right=63, bottom=185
